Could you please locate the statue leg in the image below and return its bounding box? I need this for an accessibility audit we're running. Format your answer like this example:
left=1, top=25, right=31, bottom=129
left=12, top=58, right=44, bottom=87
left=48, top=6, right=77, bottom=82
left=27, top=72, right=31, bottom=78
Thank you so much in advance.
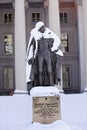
left=38, top=57, right=44, bottom=86
left=27, top=81, right=33, bottom=95
left=46, top=57, right=54, bottom=86
left=56, top=56, right=63, bottom=84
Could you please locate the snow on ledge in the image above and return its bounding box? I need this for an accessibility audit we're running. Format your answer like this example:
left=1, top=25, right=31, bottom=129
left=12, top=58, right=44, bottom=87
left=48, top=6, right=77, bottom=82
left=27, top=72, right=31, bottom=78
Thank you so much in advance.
left=30, top=86, right=60, bottom=97
left=14, top=89, right=28, bottom=94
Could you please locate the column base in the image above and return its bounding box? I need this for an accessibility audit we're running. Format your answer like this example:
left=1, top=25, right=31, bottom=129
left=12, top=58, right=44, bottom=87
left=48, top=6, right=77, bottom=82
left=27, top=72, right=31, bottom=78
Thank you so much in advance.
left=14, top=89, right=28, bottom=95
left=54, top=84, right=64, bottom=93
left=84, top=87, right=87, bottom=92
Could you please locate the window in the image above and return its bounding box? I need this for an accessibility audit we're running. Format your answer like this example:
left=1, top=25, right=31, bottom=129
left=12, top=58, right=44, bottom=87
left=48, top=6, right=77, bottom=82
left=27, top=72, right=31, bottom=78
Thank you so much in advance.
left=4, top=34, right=13, bottom=55
left=60, top=12, right=68, bottom=23
left=61, top=33, right=69, bottom=53
left=62, top=66, right=71, bottom=88
left=3, top=67, right=14, bottom=89
left=4, top=13, right=13, bottom=24
left=32, top=12, right=40, bottom=22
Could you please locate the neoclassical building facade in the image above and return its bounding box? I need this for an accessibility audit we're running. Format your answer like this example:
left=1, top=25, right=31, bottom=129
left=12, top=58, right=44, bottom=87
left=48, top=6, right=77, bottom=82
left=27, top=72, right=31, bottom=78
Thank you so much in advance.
left=0, top=0, right=86, bottom=95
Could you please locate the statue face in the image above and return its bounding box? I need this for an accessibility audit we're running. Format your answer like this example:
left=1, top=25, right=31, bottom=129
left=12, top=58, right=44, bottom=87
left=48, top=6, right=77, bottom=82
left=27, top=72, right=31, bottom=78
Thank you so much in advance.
left=39, top=26, right=45, bottom=33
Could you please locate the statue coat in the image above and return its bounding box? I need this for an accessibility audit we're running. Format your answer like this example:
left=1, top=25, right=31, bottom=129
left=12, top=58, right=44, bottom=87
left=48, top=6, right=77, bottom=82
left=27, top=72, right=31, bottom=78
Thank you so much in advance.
left=26, top=22, right=63, bottom=84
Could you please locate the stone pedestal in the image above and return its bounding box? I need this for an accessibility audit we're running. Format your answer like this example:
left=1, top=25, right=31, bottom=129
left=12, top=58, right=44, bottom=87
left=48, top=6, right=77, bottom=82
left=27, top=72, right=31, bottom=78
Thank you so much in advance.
left=30, top=87, right=61, bottom=124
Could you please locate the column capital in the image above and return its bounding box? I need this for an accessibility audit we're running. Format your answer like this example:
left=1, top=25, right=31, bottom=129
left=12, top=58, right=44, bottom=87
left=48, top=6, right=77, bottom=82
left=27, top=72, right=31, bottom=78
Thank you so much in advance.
left=44, top=0, right=49, bottom=7
left=25, top=0, right=29, bottom=9
left=12, top=0, right=29, bottom=9
left=12, top=0, right=15, bottom=9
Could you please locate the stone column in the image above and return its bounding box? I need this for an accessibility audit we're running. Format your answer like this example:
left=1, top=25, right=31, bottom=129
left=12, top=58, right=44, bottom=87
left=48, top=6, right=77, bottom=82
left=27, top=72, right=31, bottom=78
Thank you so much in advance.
left=15, top=0, right=27, bottom=92
left=76, top=0, right=86, bottom=92
left=82, top=0, right=87, bottom=91
left=48, top=0, right=63, bottom=91
left=48, top=0, right=60, bottom=37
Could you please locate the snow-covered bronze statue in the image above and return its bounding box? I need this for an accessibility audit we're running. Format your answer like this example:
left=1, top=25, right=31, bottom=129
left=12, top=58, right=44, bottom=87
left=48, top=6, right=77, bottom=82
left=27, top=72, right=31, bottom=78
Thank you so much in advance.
left=26, top=21, right=63, bottom=91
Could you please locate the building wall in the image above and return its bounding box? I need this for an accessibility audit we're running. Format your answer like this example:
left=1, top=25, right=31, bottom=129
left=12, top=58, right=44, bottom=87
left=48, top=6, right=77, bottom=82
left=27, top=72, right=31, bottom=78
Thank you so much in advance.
left=59, top=2, right=80, bottom=93
left=0, top=4, right=15, bottom=95
left=0, top=0, right=86, bottom=94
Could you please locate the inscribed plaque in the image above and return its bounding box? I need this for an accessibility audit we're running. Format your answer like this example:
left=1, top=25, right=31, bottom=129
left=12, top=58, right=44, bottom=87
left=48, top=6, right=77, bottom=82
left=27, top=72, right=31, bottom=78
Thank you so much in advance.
left=33, top=96, right=61, bottom=124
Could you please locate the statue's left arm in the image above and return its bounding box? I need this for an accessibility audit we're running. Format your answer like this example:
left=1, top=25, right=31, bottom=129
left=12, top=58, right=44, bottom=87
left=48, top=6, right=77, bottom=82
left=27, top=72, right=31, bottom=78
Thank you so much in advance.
left=47, top=29, right=61, bottom=52
left=49, top=30, right=63, bottom=57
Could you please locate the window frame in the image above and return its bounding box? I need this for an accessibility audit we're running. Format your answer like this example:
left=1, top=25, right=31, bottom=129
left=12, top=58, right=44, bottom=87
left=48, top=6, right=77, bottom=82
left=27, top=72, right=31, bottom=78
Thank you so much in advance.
left=60, top=12, right=68, bottom=24
left=62, top=65, right=72, bottom=88
left=61, top=32, right=69, bottom=53
left=3, top=13, right=13, bottom=24
left=3, top=33, right=14, bottom=55
left=31, top=12, right=41, bottom=23
left=3, top=66, right=14, bottom=90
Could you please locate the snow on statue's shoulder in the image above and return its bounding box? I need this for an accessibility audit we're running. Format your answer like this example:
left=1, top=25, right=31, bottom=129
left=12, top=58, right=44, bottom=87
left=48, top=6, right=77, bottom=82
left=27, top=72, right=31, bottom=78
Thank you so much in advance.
left=30, top=86, right=60, bottom=97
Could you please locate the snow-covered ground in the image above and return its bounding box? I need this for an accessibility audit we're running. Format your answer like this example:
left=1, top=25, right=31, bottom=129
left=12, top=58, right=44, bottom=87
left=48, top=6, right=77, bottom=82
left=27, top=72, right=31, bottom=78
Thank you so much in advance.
left=0, top=87, right=87, bottom=130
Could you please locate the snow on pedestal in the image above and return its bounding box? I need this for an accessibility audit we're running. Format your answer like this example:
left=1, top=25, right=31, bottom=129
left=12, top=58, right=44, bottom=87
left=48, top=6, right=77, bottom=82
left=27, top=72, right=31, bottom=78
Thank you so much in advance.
left=28, top=120, right=82, bottom=130
left=29, top=120, right=71, bottom=130
left=30, top=86, right=60, bottom=97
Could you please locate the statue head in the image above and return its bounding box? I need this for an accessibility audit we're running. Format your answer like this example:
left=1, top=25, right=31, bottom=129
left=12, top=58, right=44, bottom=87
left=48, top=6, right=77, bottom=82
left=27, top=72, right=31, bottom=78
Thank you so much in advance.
left=35, top=21, right=45, bottom=33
